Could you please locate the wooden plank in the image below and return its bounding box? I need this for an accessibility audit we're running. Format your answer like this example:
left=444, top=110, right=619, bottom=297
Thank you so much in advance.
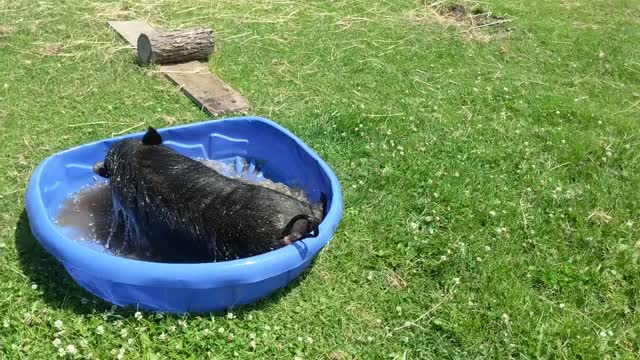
left=107, top=20, right=251, bottom=116
left=161, top=61, right=251, bottom=115
left=107, top=20, right=157, bottom=48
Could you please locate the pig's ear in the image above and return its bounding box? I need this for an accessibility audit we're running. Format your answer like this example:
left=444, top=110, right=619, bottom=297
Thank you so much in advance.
left=141, top=127, right=162, bottom=146
left=93, top=161, right=109, bottom=178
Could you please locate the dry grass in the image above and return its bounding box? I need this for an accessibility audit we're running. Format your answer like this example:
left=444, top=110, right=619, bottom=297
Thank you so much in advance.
left=407, top=0, right=512, bottom=42
left=39, top=43, right=65, bottom=56
left=587, top=209, right=613, bottom=224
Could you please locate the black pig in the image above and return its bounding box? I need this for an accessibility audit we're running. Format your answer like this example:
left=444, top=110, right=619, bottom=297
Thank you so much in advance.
left=92, top=127, right=325, bottom=263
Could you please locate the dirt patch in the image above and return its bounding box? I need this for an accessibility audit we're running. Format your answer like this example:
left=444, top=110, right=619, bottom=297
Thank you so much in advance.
left=160, top=115, right=177, bottom=125
left=409, top=1, right=513, bottom=42
left=40, top=43, right=65, bottom=56
left=0, top=25, right=15, bottom=37
left=384, top=269, right=408, bottom=291
left=329, top=351, right=348, bottom=360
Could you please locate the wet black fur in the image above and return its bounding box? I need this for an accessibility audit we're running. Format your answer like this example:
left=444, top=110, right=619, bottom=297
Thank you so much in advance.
left=94, top=127, right=325, bottom=263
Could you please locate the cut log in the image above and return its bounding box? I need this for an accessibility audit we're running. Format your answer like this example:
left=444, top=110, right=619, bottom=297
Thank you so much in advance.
left=137, top=28, right=215, bottom=65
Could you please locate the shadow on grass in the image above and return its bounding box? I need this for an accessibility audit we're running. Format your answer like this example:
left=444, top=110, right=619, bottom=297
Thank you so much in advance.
left=14, top=209, right=315, bottom=317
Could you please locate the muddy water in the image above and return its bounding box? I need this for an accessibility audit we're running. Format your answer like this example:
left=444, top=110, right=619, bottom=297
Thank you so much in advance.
left=54, top=181, right=113, bottom=243
left=54, top=157, right=311, bottom=260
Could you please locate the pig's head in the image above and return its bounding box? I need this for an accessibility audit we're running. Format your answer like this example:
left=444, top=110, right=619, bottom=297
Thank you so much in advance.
left=93, top=127, right=163, bottom=179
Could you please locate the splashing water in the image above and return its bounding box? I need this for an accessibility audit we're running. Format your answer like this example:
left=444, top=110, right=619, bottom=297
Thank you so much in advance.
left=54, top=157, right=311, bottom=260
left=195, top=157, right=309, bottom=203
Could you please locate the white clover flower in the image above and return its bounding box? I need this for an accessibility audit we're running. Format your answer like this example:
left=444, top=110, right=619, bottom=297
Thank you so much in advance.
left=96, top=325, right=105, bottom=335
left=226, top=312, right=235, bottom=320
left=134, top=311, right=143, bottom=320
left=218, top=327, right=224, bottom=334
left=66, top=344, right=77, bottom=355
left=52, top=338, right=62, bottom=348
left=54, top=320, right=64, bottom=330
left=31, top=284, right=38, bottom=290
left=57, top=347, right=66, bottom=357
left=159, top=333, right=167, bottom=341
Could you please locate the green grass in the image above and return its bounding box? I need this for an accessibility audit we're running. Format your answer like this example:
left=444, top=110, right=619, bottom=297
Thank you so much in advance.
left=1, top=0, right=640, bottom=358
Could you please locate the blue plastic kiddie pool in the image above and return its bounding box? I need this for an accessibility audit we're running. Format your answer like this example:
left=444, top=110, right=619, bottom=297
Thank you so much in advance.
left=25, top=116, right=343, bottom=313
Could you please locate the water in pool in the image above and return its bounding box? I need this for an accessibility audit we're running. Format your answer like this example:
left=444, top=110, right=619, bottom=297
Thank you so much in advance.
left=54, top=157, right=310, bottom=261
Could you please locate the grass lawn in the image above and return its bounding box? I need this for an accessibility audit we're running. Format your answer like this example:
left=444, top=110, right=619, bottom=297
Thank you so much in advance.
left=1, top=0, right=640, bottom=358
